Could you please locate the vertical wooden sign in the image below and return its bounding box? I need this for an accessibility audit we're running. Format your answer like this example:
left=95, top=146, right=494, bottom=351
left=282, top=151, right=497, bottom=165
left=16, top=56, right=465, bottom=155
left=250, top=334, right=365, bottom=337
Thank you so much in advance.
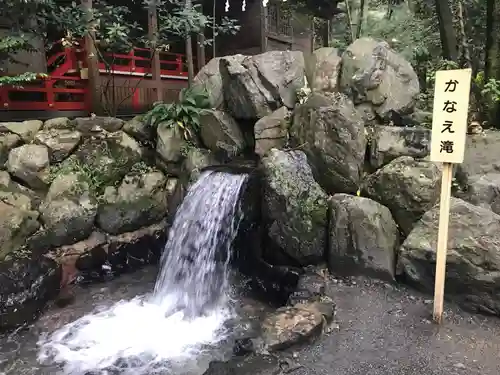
left=429, top=68, right=472, bottom=324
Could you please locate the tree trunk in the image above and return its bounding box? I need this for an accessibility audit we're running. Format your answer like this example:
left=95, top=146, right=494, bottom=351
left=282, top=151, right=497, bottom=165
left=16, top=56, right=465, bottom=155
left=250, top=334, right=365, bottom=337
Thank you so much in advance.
left=434, top=0, right=458, bottom=61
left=185, top=0, right=194, bottom=86
left=355, top=0, right=365, bottom=39
left=485, top=0, right=500, bottom=125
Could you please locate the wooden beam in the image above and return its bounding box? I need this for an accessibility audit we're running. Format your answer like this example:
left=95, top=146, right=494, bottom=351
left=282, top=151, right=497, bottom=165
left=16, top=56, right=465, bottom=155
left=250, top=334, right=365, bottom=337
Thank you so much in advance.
left=81, top=0, right=101, bottom=115
left=148, top=2, right=162, bottom=102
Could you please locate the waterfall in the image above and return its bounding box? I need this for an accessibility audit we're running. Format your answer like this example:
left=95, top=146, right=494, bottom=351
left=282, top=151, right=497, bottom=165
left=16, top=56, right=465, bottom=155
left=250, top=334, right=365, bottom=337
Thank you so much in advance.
left=37, top=170, right=249, bottom=375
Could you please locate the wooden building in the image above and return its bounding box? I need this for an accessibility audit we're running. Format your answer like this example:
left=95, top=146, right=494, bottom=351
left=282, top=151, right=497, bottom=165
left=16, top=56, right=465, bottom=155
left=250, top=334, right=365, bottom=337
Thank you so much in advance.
left=0, top=0, right=313, bottom=120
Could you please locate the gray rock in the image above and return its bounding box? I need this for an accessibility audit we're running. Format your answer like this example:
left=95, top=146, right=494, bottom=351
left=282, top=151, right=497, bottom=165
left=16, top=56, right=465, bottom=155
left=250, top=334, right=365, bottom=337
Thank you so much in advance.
left=156, top=122, right=187, bottom=166
left=369, top=126, right=430, bottom=169
left=74, top=131, right=143, bottom=188
left=340, top=38, right=420, bottom=119
left=261, top=149, right=328, bottom=265
left=193, top=57, right=230, bottom=109
left=361, top=156, right=441, bottom=236
left=200, top=110, right=245, bottom=159
left=261, top=299, right=335, bottom=351
left=0, top=133, right=22, bottom=166
left=254, top=106, right=290, bottom=157
left=398, top=198, right=500, bottom=315
left=182, top=147, right=217, bottom=184
left=39, top=172, right=98, bottom=247
left=7, top=144, right=50, bottom=190
left=73, top=116, right=124, bottom=133
left=0, top=201, right=40, bottom=259
left=463, top=174, right=500, bottom=214
left=123, top=115, right=155, bottom=143
left=291, top=92, right=366, bottom=194
left=328, top=194, right=399, bottom=281
left=96, top=169, right=169, bottom=234
left=306, top=47, right=342, bottom=93
left=43, top=117, right=71, bottom=130
left=221, top=51, right=305, bottom=119
left=0, top=120, right=43, bottom=142
left=34, top=128, right=82, bottom=163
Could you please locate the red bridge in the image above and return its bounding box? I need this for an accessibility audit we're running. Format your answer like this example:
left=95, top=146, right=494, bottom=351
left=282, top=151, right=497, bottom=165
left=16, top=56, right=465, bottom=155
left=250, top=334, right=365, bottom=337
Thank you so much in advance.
left=0, top=40, right=193, bottom=119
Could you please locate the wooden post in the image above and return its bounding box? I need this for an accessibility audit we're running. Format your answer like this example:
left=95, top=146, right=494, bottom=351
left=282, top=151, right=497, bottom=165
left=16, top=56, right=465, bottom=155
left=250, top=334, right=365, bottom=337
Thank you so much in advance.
left=429, top=68, right=472, bottom=324
left=81, top=0, right=101, bottom=115
left=260, top=0, right=268, bottom=52
left=148, top=2, right=162, bottom=102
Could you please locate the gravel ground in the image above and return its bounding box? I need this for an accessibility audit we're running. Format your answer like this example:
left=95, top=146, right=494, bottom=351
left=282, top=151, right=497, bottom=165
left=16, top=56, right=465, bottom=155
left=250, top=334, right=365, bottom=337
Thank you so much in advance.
left=285, top=276, right=500, bottom=375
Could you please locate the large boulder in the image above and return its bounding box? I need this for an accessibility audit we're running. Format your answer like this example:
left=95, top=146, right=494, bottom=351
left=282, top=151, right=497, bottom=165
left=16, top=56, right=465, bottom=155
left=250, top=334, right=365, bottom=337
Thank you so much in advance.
left=362, top=156, right=441, bottom=236
left=340, top=38, right=420, bottom=119
left=0, top=252, right=60, bottom=331
left=0, top=201, right=40, bottom=259
left=123, top=115, right=155, bottom=143
left=74, top=131, right=143, bottom=189
left=34, top=128, right=82, bottom=163
left=199, top=110, right=246, bottom=160
left=73, top=116, right=124, bottom=133
left=0, top=120, right=43, bottom=142
left=221, top=51, right=305, bottom=119
left=398, top=198, right=500, bottom=315
left=193, top=57, right=230, bottom=109
left=156, top=122, right=188, bottom=167
left=254, top=106, right=290, bottom=157
left=96, top=167, right=170, bottom=234
left=368, top=126, right=430, bottom=170
left=261, top=149, right=328, bottom=265
left=0, top=133, right=21, bottom=166
left=306, top=47, right=342, bottom=93
left=328, top=194, right=399, bottom=281
left=463, top=174, right=500, bottom=214
left=39, top=172, right=98, bottom=247
left=291, top=92, right=365, bottom=194
left=7, top=144, right=50, bottom=190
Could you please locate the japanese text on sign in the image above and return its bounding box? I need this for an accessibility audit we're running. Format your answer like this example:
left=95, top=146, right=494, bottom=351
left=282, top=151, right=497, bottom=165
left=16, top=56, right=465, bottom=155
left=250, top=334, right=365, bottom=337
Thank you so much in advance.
left=429, top=69, right=472, bottom=163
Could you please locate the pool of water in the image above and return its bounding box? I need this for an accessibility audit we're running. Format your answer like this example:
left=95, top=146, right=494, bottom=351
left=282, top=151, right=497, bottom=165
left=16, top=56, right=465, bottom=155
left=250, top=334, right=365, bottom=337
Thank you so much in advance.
left=0, top=266, right=270, bottom=375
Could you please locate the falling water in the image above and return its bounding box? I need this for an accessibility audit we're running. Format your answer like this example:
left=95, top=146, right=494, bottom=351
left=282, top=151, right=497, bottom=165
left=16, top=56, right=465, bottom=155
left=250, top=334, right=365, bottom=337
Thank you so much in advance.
left=37, top=170, right=249, bottom=375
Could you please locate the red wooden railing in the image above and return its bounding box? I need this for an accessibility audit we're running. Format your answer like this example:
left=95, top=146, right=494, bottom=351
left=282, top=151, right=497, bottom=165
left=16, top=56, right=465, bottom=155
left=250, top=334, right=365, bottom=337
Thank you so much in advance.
left=0, top=40, right=192, bottom=113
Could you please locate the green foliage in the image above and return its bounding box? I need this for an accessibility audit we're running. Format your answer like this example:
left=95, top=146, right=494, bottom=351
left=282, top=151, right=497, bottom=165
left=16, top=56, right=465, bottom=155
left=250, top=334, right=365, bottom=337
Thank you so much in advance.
left=49, top=155, right=108, bottom=196
left=144, top=86, right=211, bottom=142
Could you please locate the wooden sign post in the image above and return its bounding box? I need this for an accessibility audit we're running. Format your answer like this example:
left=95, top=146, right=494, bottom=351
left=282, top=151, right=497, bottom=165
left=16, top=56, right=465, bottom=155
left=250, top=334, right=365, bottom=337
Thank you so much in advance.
left=429, top=68, right=472, bottom=324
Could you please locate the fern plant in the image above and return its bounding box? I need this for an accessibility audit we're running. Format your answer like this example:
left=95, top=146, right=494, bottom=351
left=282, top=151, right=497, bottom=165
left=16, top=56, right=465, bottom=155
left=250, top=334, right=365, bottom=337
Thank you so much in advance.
left=144, top=86, right=211, bottom=142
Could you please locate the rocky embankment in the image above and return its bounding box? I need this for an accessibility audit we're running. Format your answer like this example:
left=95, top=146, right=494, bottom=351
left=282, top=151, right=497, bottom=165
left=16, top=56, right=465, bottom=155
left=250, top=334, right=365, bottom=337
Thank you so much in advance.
left=2, top=37, right=500, bottom=356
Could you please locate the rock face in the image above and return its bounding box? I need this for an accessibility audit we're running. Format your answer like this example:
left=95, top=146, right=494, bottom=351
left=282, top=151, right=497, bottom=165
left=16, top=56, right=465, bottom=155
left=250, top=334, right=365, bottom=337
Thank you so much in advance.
left=261, top=149, right=328, bottom=265
left=0, top=201, right=40, bottom=259
left=221, top=51, right=305, bottom=119
left=368, top=126, right=430, bottom=170
left=0, top=252, right=61, bottom=330
left=200, top=110, right=246, bottom=159
left=362, top=156, right=441, bottom=235
left=156, top=122, right=187, bottom=166
left=34, top=128, right=82, bottom=163
left=463, top=174, right=500, bottom=214
left=328, top=194, right=399, bottom=281
left=306, top=47, right=342, bottom=93
left=193, top=57, right=227, bottom=109
left=123, top=115, right=155, bottom=143
left=97, top=169, right=169, bottom=234
left=340, top=37, right=420, bottom=119
left=261, top=299, right=335, bottom=350
left=73, top=116, right=124, bottom=133
left=254, top=106, right=290, bottom=157
left=39, top=172, right=98, bottom=247
left=398, top=198, right=500, bottom=315
left=7, top=144, right=50, bottom=190
left=0, top=120, right=43, bottom=142
left=291, top=92, right=365, bottom=194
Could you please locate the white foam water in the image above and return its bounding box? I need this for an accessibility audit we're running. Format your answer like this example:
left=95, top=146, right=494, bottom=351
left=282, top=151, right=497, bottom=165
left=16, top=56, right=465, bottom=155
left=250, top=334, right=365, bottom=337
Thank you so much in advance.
left=37, top=170, right=248, bottom=375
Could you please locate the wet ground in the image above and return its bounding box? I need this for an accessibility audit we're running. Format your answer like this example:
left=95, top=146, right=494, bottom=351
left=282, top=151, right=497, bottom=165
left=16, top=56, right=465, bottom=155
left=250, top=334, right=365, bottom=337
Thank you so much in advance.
left=287, top=276, right=500, bottom=375
left=0, top=266, right=270, bottom=375
left=3, top=268, right=500, bottom=375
